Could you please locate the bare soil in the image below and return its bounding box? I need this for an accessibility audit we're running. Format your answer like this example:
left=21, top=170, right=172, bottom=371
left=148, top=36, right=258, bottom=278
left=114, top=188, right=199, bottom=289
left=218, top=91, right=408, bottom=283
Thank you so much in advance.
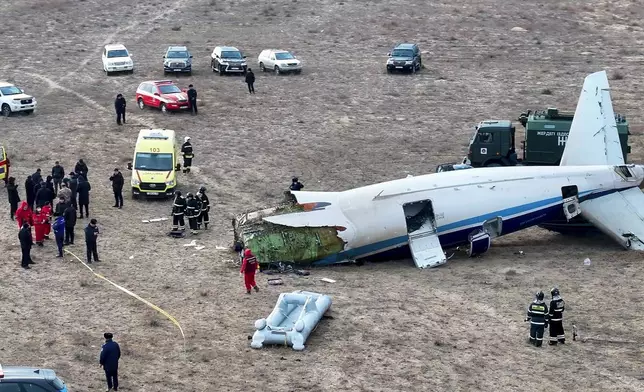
left=1, top=0, right=644, bottom=391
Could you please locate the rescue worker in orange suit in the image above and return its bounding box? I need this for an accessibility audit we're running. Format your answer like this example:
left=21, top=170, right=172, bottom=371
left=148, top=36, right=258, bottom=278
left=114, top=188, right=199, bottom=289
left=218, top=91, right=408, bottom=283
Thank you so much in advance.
left=33, top=206, right=48, bottom=247
left=15, top=201, right=33, bottom=229
left=41, top=202, right=52, bottom=239
left=525, top=291, right=548, bottom=347
left=240, top=248, right=259, bottom=294
left=548, top=287, right=566, bottom=345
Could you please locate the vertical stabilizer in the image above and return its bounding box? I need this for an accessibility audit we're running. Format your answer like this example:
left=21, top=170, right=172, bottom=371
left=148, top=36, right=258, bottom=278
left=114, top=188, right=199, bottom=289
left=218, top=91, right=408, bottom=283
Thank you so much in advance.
left=560, top=70, right=624, bottom=166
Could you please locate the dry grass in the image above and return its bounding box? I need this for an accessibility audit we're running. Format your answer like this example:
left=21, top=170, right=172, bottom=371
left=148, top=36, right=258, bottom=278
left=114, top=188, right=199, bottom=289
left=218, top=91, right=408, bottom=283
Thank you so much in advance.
left=1, top=0, right=644, bottom=391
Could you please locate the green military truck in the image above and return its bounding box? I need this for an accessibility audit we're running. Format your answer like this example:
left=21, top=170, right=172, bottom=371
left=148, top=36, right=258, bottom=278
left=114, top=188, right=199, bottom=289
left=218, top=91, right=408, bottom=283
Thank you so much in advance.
left=449, top=108, right=631, bottom=234
left=464, top=107, right=630, bottom=167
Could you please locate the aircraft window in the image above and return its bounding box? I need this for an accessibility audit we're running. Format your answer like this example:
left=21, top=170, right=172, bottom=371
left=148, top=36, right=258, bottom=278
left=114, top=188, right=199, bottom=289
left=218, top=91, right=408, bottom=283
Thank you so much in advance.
left=478, top=132, right=493, bottom=143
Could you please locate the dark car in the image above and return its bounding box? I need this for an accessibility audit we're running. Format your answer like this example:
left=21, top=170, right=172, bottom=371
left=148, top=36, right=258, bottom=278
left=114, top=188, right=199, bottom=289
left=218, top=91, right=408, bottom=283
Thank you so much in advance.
left=386, top=43, right=422, bottom=74
left=0, top=365, right=68, bottom=391
left=163, top=45, right=193, bottom=74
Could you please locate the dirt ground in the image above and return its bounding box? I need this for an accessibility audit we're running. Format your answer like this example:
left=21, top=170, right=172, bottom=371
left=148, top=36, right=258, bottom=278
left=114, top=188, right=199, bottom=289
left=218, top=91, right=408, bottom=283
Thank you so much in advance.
left=1, top=0, right=644, bottom=390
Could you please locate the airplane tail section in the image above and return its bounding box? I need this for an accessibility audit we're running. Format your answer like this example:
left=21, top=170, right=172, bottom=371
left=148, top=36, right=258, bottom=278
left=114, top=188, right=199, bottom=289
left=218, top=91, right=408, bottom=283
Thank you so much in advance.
left=560, top=70, right=625, bottom=166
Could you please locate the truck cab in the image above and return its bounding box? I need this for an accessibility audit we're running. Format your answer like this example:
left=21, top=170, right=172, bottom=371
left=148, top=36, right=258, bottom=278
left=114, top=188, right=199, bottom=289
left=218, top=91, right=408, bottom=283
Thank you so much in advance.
left=127, top=129, right=181, bottom=199
left=465, top=120, right=517, bottom=167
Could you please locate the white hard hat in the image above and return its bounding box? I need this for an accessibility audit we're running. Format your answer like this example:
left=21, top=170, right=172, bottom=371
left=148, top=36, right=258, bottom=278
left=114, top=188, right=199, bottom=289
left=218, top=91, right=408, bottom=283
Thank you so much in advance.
left=185, top=136, right=191, bottom=142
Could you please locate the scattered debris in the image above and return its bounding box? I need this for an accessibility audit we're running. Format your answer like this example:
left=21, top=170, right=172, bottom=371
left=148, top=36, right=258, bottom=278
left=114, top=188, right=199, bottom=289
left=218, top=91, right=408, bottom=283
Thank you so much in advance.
left=583, top=258, right=591, bottom=265
left=142, top=217, right=168, bottom=223
left=572, top=324, right=578, bottom=341
left=514, top=250, right=524, bottom=255
left=129, top=255, right=134, bottom=260
left=195, top=246, right=205, bottom=250
left=215, top=246, right=227, bottom=250
left=184, top=240, right=197, bottom=247
left=267, top=278, right=283, bottom=285
left=511, top=26, right=527, bottom=32
left=320, top=278, right=336, bottom=283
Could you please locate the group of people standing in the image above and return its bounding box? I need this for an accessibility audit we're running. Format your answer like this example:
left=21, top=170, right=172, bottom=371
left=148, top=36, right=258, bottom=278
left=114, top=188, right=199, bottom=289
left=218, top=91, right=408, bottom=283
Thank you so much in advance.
left=525, top=288, right=566, bottom=347
left=6, top=159, right=103, bottom=269
left=170, top=186, right=210, bottom=235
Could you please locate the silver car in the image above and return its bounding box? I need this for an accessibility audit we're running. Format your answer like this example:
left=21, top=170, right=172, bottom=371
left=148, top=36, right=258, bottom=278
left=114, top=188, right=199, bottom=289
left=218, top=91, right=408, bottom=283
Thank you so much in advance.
left=258, top=49, right=302, bottom=74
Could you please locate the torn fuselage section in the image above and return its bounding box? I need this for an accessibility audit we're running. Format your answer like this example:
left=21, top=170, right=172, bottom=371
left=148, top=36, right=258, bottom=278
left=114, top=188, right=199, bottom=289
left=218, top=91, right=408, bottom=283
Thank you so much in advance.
left=232, top=198, right=347, bottom=266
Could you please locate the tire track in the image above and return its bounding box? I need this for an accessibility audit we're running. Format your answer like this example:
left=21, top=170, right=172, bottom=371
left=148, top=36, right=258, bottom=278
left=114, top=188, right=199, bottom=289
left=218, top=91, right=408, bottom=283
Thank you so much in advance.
left=23, top=70, right=157, bottom=129
left=60, top=0, right=187, bottom=82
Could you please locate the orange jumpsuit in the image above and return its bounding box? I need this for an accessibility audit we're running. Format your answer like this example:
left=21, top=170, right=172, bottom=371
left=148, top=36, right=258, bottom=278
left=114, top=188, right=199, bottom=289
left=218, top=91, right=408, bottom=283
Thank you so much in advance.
left=33, top=209, right=48, bottom=244
left=41, top=204, right=52, bottom=237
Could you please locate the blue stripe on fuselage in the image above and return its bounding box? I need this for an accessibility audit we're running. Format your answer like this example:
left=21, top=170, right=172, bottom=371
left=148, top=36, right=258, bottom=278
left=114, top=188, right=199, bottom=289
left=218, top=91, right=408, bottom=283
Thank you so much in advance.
left=312, top=187, right=632, bottom=266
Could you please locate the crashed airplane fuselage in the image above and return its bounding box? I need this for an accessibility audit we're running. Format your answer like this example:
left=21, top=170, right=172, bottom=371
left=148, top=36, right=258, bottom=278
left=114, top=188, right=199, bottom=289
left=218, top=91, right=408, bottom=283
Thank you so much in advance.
left=233, top=71, right=644, bottom=268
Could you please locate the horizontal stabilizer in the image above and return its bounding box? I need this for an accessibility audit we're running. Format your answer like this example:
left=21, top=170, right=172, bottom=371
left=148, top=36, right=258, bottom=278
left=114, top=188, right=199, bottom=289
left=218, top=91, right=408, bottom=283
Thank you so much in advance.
left=560, top=70, right=625, bottom=166
left=580, top=187, right=644, bottom=250
left=289, top=191, right=341, bottom=205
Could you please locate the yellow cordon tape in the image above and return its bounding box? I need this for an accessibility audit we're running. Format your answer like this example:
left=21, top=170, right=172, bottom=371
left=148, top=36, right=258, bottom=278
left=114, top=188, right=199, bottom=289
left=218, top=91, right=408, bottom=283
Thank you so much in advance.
left=64, top=249, right=185, bottom=341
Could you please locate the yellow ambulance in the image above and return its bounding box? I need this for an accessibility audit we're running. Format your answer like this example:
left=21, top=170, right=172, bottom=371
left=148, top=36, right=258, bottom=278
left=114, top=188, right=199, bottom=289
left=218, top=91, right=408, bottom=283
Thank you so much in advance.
left=0, top=145, right=9, bottom=184
left=127, top=129, right=180, bottom=199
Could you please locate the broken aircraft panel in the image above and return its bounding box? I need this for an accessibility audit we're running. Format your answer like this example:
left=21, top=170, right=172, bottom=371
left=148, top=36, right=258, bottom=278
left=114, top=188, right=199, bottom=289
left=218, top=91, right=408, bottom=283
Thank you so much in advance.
left=232, top=199, right=346, bottom=265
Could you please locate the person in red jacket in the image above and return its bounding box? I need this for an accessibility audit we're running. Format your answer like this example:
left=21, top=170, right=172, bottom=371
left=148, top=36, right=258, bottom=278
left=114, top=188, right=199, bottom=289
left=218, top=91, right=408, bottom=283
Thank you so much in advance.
left=33, top=206, right=48, bottom=246
left=15, top=201, right=33, bottom=229
left=240, top=248, right=260, bottom=294
left=41, top=202, right=52, bottom=239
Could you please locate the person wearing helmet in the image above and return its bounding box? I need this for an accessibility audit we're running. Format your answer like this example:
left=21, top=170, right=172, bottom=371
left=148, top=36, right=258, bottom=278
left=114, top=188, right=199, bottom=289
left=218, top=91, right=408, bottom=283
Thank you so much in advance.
left=185, top=192, right=201, bottom=235
left=289, top=177, right=304, bottom=191
left=171, top=190, right=187, bottom=232
left=196, top=186, right=210, bottom=230
left=525, top=291, right=549, bottom=347
left=181, top=137, right=194, bottom=174
left=548, top=288, right=566, bottom=345
left=240, top=248, right=259, bottom=294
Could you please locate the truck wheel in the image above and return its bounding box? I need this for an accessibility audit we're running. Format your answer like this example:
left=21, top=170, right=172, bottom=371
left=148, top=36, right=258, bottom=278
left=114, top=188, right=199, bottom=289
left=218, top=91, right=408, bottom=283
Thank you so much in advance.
left=137, top=98, right=145, bottom=110
left=1, top=104, right=11, bottom=117
left=259, top=62, right=266, bottom=72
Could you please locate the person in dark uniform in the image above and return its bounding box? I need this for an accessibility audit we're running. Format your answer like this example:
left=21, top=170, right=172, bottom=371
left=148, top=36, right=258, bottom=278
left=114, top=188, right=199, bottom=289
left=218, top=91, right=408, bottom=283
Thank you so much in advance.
left=548, top=287, right=566, bottom=345
left=74, top=159, right=89, bottom=180
left=185, top=193, right=200, bottom=235
left=77, top=175, right=91, bottom=218
left=115, top=93, right=127, bottom=125
left=7, top=177, right=20, bottom=220
left=181, top=137, right=193, bottom=173
left=54, top=196, right=69, bottom=217
left=84, top=218, right=100, bottom=263
left=245, top=68, right=255, bottom=94
left=19, top=222, right=34, bottom=269
left=63, top=204, right=77, bottom=245
left=68, top=172, right=79, bottom=210
left=289, top=177, right=304, bottom=191
left=35, top=179, right=53, bottom=208
left=45, top=175, right=55, bottom=200
left=171, top=190, right=186, bottom=232
left=109, top=168, right=124, bottom=208
left=187, top=84, right=197, bottom=114
left=99, top=332, right=121, bottom=392
left=51, top=161, right=65, bottom=193
left=31, top=168, right=42, bottom=185
left=52, top=215, right=65, bottom=258
left=196, top=186, right=210, bottom=230
left=525, top=291, right=549, bottom=347
left=25, top=175, right=35, bottom=209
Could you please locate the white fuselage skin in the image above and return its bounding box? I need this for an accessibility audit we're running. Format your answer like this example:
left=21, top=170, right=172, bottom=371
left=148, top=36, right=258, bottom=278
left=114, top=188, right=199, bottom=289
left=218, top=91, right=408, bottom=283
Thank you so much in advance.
left=307, top=165, right=644, bottom=263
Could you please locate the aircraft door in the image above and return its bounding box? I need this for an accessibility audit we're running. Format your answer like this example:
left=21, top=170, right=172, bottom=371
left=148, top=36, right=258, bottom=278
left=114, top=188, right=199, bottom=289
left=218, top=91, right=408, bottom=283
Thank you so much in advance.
left=562, top=185, right=581, bottom=220
left=403, top=200, right=447, bottom=269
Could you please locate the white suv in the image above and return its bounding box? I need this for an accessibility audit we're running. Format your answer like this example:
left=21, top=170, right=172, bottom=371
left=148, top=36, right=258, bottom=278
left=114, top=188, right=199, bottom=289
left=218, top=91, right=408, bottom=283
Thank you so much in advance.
left=258, top=49, right=302, bottom=74
left=102, top=44, right=134, bottom=75
left=0, top=82, right=37, bottom=117
left=210, top=46, right=247, bottom=75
